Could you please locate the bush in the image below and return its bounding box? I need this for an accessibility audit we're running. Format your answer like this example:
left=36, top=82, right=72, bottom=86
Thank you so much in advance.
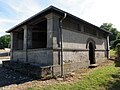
left=112, top=39, right=120, bottom=49
left=116, top=43, right=120, bottom=60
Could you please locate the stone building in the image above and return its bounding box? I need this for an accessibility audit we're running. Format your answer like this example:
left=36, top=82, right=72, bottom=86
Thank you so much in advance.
left=5, top=6, right=110, bottom=77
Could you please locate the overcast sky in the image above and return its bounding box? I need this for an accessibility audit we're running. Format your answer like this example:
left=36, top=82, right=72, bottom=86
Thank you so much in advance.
left=0, top=0, right=120, bottom=36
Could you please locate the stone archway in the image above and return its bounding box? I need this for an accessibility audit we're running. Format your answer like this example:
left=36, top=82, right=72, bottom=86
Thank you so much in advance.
left=86, top=38, right=96, bottom=64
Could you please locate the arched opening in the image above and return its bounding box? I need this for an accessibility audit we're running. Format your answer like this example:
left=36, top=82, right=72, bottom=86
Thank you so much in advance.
left=89, top=42, right=95, bottom=64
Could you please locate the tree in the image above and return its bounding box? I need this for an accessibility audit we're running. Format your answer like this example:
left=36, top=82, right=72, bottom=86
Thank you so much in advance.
left=0, top=35, right=11, bottom=49
left=0, top=42, right=4, bottom=49
left=112, top=39, right=120, bottom=49
left=100, top=23, right=118, bottom=42
left=116, top=43, right=120, bottom=60
left=116, top=32, right=120, bottom=40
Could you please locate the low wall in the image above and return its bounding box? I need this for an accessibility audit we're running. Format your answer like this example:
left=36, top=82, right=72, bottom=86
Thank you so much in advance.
left=28, top=49, right=53, bottom=66
left=2, top=61, right=52, bottom=78
left=12, top=50, right=26, bottom=62
left=12, top=49, right=53, bottom=66
left=2, top=61, right=89, bottom=78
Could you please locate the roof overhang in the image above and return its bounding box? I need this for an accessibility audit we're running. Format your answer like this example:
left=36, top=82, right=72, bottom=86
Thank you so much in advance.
left=6, top=5, right=111, bottom=35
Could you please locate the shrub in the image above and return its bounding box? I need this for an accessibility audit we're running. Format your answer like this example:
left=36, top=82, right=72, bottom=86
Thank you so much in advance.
left=116, top=43, right=120, bottom=60
left=112, top=39, right=120, bottom=49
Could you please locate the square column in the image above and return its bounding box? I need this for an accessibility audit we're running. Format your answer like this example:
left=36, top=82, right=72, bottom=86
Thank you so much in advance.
left=23, top=25, right=27, bottom=50
left=27, top=26, right=32, bottom=49
left=45, top=13, right=60, bottom=48
left=45, top=13, right=60, bottom=66
left=23, top=25, right=32, bottom=50
left=11, top=32, right=18, bottom=50
left=107, top=35, right=110, bottom=59
left=10, top=32, right=18, bottom=61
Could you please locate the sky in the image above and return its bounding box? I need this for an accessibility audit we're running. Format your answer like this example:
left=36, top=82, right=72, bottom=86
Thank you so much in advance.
left=0, top=0, right=120, bottom=36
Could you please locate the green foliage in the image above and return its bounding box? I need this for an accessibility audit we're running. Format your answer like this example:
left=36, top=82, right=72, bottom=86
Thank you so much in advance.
left=112, top=39, right=120, bottom=49
left=0, top=35, right=11, bottom=49
left=116, top=43, right=120, bottom=59
left=100, top=23, right=118, bottom=42
left=0, top=43, right=4, bottom=49
left=116, top=32, right=120, bottom=39
left=28, top=63, right=120, bottom=90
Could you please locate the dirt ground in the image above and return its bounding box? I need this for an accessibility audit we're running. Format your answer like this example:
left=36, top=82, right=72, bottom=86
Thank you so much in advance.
left=0, top=60, right=113, bottom=90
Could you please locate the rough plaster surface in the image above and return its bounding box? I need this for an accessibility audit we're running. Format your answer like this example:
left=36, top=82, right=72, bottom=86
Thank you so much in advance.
left=63, top=29, right=107, bottom=50
left=12, top=49, right=53, bottom=66
left=28, top=49, right=53, bottom=66
left=12, top=50, right=26, bottom=62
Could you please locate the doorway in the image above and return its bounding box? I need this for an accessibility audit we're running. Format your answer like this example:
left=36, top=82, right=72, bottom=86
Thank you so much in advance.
left=89, top=42, right=95, bottom=64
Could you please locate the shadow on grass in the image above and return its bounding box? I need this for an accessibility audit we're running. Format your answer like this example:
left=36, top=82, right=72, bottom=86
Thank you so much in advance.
left=107, top=72, right=120, bottom=90
left=106, top=61, right=120, bottom=90
left=114, top=60, right=120, bottom=67
left=0, top=66, right=35, bottom=87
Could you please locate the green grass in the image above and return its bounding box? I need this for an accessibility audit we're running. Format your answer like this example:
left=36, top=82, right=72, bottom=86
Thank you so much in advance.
left=28, top=61, right=120, bottom=90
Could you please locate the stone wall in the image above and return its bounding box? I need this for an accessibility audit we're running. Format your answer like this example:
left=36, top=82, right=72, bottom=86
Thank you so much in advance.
left=52, top=29, right=107, bottom=71
left=2, top=60, right=89, bottom=78
left=95, top=51, right=106, bottom=64
left=27, top=49, right=53, bottom=66
left=53, top=50, right=89, bottom=63
left=12, top=49, right=53, bottom=66
left=12, top=50, right=26, bottom=62
left=63, top=29, right=107, bottom=50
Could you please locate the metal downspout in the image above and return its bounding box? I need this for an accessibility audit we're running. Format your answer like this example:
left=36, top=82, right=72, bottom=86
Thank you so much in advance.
left=60, top=13, right=67, bottom=77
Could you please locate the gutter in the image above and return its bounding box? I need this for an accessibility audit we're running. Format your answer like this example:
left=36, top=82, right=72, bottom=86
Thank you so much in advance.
left=60, top=13, right=67, bottom=77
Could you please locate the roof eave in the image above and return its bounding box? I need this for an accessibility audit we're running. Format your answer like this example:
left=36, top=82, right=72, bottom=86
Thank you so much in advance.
left=6, top=5, right=110, bottom=35
left=6, top=6, right=55, bottom=33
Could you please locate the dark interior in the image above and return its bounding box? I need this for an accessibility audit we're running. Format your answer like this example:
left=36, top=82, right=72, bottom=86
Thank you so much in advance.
left=32, top=20, right=47, bottom=49
left=89, top=42, right=95, bottom=64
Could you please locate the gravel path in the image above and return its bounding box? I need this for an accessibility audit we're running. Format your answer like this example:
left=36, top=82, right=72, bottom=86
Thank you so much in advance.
left=0, top=67, right=33, bottom=90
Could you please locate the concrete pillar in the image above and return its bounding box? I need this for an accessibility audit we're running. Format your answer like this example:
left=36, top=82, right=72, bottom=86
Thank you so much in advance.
left=107, top=35, right=110, bottom=59
left=53, top=15, right=60, bottom=48
left=11, top=32, right=18, bottom=50
left=45, top=13, right=60, bottom=66
left=27, top=26, right=32, bottom=49
left=23, top=25, right=32, bottom=50
left=45, top=13, right=60, bottom=48
left=11, top=32, right=13, bottom=51
left=22, top=25, right=32, bottom=62
left=10, top=32, right=18, bottom=61
left=107, top=36, right=110, bottom=50
left=23, top=25, right=27, bottom=50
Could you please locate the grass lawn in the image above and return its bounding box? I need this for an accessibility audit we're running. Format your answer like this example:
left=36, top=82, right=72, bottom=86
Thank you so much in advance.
left=28, top=61, right=120, bottom=90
